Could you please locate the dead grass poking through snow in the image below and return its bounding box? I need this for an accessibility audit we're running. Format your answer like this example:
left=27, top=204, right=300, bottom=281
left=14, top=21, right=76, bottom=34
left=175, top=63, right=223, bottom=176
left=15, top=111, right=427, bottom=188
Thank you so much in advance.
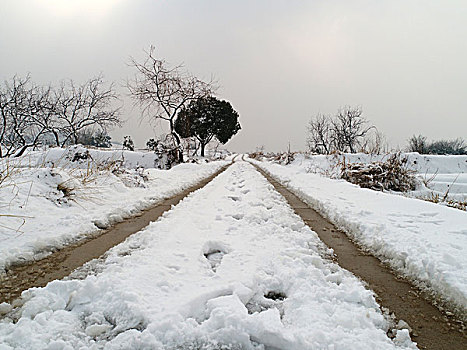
left=340, top=153, right=417, bottom=192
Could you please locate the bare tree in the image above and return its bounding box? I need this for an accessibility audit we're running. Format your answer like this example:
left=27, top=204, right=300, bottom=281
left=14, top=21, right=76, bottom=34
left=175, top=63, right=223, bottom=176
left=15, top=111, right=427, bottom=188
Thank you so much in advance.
left=407, top=135, right=428, bottom=154
left=427, top=138, right=466, bottom=155
left=0, top=77, right=21, bottom=157
left=307, top=113, right=332, bottom=154
left=18, top=84, right=63, bottom=155
left=0, top=75, right=121, bottom=157
left=331, top=106, right=373, bottom=153
left=127, top=46, right=215, bottom=161
left=0, top=75, right=50, bottom=157
left=307, top=106, right=376, bottom=154
left=361, top=129, right=388, bottom=154
left=54, top=76, right=121, bottom=146
left=407, top=135, right=466, bottom=155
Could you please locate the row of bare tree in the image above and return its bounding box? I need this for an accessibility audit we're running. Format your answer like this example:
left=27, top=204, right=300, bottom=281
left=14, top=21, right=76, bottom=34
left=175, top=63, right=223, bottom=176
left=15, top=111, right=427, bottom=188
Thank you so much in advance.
left=1, top=46, right=219, bottom=161
left=0, top=75, right=120, bottom=158
left=407, top=135, right=466, bottom=155
left=307, top=107, right=386, bottom=154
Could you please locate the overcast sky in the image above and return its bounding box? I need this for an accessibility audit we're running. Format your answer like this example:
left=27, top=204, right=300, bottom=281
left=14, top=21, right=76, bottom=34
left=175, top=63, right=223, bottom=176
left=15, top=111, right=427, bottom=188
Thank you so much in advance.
left=1, top=0, right=466, bottom=152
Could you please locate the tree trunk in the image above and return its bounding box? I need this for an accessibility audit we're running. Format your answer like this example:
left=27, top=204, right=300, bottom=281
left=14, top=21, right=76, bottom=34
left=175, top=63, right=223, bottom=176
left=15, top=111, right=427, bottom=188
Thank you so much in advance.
left=52, top=130, right=60, bottom=146
left=169, top=119, right=184, bottom=163
left=14, top=144, right=31, bottom=157
left=192, top=139, right=199, bottom=157
left=200, top=142, right=205, bottom=157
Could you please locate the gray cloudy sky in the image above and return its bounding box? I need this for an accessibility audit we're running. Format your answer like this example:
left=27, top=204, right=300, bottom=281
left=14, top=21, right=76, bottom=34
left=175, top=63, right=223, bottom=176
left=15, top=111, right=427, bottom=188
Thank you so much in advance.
left=1, top=0, right=466, bottom=152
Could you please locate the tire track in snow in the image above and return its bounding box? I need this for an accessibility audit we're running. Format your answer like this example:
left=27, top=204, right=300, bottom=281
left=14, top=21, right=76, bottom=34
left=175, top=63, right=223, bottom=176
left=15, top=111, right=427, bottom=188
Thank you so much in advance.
left=252, top=162, right=467, bottom=350
left=0, top=162, right=232, bottom=305
left=0, top=161, right=416, bottom=349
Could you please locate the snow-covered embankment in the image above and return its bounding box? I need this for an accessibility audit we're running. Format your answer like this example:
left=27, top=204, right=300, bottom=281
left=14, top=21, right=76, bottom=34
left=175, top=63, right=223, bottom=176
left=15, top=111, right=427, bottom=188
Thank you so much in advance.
left=0, top=153, right=228, bottom=272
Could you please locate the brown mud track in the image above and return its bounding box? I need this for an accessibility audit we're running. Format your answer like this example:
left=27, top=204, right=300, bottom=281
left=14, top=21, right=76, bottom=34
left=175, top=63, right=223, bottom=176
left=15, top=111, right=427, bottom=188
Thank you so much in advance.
left=254, top=164, right=466, bottom=350
left=0, top=163, right=231, bottom=305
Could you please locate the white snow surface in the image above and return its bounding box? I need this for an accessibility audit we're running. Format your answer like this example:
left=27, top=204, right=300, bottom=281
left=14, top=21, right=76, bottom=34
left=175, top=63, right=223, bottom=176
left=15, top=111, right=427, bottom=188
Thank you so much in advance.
left=286, top=152, right=467, bottom=176
left=0, top=162, right=416, bottom=350
left=0, top=149, right=228, bottom=271
left=9, top=146, right=234, bottom=170
left=250, top=158, right=467, bottom=317
left=284, top=152, right=467, bottom=202
left=6, top=146, right=165, bottom=169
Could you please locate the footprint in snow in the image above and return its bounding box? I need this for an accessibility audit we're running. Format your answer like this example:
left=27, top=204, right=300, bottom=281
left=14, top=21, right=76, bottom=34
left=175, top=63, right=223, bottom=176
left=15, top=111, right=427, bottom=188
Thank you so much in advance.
left=204, top=250, right=225, bottom=272
left=419, top=212, right=439, bottom=217
left=230, top=213, right=244, bottom=220
left=264, top=291, right=287, bottom=301
left=202, top=241, right=230, bottom=272
left=246, top=290, right=287, bottom=318
left=166, top=265, right=181, bottom=272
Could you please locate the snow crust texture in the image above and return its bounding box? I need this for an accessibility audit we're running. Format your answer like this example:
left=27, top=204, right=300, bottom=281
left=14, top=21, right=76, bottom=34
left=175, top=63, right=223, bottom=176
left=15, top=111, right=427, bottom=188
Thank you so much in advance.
left=252, top=158, right=467, bottom=318
left=0, top=152, right=228, bottom=271
left=0, top=162, right=415, bottom=349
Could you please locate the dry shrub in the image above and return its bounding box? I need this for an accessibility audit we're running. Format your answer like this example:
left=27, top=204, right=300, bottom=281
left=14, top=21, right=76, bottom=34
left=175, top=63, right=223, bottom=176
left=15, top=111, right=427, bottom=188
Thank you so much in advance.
left=341, top=153, right=417, bottom=192
left=417, top=192, right=466, bottom=211
left=279, top=151, right=295, bottom=165
left=251, top=150, right=296, bottom=165
left=446, top=200, right=466, bottom=211
left=248, top=151, right=265, bottom=160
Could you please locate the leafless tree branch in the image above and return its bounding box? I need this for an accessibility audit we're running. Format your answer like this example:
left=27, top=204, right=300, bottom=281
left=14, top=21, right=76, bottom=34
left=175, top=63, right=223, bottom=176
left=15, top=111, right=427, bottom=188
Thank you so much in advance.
left=127, top=46, right=216, bottom=155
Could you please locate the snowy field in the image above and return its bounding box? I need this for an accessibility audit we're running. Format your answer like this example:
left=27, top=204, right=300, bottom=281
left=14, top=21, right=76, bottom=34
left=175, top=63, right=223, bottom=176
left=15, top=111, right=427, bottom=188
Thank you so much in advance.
left=287, top=152, right=467, bottom=204
left=0, top=162, right=415, bottom=349
left=0, top=147, right=228, bottom=272
left=250, top=155, right=467, bottom=318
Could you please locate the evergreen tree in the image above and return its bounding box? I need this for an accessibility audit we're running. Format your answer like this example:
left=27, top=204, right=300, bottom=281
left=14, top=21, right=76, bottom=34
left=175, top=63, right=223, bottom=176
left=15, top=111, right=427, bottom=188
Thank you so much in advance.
left=123, top=136, right=134, bottom=151
left=175, top=97, right=240, bottom=156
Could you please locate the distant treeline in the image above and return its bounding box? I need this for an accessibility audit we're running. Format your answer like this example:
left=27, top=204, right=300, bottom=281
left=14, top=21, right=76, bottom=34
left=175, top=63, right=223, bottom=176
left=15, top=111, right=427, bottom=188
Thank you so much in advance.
left=407, top=135, right=467, bottom=155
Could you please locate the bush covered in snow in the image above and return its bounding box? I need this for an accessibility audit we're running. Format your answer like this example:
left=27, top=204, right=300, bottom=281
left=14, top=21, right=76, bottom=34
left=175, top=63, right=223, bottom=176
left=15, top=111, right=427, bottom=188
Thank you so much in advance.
left=248, top=150, right=297, bottom=166
left=340, top=153, right=418, bottom=192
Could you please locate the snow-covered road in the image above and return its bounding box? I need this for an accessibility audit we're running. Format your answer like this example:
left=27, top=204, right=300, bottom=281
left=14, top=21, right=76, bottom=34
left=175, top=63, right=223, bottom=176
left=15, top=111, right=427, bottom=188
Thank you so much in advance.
left=0, top=162, right=415, bottom=349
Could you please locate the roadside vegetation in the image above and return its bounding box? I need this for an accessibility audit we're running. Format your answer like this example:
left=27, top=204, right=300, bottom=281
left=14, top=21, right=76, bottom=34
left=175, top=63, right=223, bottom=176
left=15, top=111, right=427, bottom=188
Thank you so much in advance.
left=127, top=46, right=240, bottom=166
left=250, top=107, right=466, bottom=211
left=0, top=47, right=241, bottom=241
left=407, top=135, right=467, bottom=155
left=1, top=46, right=241, bottom=170
left=306, top=106, right=387, bottom=155
left=0, top=75, right=120, bottom=158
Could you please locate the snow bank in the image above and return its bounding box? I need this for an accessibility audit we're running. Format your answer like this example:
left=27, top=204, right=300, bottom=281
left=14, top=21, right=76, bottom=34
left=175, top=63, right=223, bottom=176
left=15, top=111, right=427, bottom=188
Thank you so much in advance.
left=284, top=152, right=467, bottom=175
left=270, top=152, right=467, bottom=208
left=251, top=159, right=467, bottom=318
left=4, top=146, right=163, bottom=169
left=0, top=162, right=415, bottom=349
left=0, top=151, right=228, bottom=271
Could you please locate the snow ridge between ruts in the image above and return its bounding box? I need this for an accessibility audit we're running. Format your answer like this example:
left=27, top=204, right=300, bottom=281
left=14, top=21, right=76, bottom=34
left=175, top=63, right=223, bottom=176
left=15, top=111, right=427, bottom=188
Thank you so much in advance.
left=0, top=162, right=416, bottom=349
